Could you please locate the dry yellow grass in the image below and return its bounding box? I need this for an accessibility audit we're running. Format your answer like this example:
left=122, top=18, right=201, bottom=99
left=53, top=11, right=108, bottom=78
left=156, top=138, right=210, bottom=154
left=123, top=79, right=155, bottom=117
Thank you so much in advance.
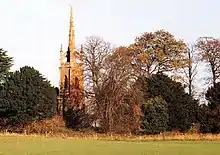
left=1, top=131, right=220, bottom=141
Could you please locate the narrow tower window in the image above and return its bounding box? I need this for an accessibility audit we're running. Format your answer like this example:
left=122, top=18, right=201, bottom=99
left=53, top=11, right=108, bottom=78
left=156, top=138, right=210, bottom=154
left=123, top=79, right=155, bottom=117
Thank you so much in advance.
left=66, top=47, right=70, bottom=62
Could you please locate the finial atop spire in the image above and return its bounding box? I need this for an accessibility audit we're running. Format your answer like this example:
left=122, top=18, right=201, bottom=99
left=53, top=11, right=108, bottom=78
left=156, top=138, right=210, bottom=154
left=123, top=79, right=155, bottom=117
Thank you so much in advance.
left=68, top=5, right=75, bottom=53
left=60, top=44, right=63, bottom=51
left=70, top=5, right=73, bottom=20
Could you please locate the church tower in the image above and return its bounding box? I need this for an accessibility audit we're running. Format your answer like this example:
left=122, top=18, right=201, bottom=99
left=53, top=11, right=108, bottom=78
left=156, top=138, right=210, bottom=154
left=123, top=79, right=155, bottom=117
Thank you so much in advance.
left=58, top=6, right=84, bottom=115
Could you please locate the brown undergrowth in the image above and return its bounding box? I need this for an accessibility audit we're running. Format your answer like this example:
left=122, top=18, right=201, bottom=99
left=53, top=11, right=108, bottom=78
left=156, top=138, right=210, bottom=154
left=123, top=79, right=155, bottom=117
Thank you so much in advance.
left=1, top=116, right=220, bottom=141
left=23, top=115, right=66, bottom=134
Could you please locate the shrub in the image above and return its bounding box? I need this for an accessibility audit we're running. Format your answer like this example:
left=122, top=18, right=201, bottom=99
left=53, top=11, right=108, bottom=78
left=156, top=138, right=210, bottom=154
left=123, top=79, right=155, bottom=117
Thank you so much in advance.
left=23, top=115, right=66, bottom=134
left=141, top=96, right=168, bottom=134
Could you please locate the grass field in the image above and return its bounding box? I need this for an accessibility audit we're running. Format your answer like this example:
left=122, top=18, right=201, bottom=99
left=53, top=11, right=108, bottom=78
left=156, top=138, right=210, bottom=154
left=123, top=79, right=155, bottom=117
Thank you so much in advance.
left=0, top=135, right=220, bottom=155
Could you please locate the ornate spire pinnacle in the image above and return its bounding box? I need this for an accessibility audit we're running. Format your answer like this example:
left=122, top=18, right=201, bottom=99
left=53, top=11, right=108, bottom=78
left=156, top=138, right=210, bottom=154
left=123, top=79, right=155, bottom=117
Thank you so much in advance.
left=68, top=5, right=75, bottom=53
left=60, top=44, right=63, bottom=66
left=80, top=44, right=83, bottom=53
left=60, top=44, right=63, bottom=52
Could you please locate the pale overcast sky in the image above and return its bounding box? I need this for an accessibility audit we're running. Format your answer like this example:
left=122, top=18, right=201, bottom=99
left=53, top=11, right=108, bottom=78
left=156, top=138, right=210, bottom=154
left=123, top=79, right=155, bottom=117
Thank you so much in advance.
left=0, top=0, right=219, bottom=87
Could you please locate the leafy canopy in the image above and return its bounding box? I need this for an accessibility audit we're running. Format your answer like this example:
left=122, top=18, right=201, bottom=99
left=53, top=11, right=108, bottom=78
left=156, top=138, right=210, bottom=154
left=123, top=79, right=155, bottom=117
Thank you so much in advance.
left=130, top=30, right=188, bottom=76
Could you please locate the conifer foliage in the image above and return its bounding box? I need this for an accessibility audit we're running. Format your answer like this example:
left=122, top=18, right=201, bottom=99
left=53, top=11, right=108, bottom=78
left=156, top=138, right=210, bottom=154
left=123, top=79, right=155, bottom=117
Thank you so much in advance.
left=141, top=96, right=169, bottom=134
left=138, top=73, right=199, bottom=132
left=0, top=48, right=13, bottom=82
left=0, top=66, right=57, bottom=128
left=199, top=82, right=220, bottom=133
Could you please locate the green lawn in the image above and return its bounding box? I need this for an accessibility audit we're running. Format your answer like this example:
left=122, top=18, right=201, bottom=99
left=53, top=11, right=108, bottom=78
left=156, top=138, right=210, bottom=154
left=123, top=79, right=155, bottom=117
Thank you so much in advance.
left=0, top=135, right=220, bottom=155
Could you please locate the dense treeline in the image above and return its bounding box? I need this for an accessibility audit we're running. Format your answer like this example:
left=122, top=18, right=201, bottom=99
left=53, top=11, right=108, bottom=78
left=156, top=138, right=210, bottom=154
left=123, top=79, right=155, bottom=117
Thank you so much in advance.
left=0, top=30, right=220, bottom=134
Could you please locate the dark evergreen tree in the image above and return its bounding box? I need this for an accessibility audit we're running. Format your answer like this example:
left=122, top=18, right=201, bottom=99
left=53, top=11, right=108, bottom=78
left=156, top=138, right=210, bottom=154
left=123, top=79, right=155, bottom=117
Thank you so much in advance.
left=0, top=48, right=13, bottom=82
left=206, top=82, right=220, bottom=109
left=141, top=96, right=168, bottom=134
left=138, top=73, right=199, bottom=132
left=199, top=83, right=220, bottom=133
left=0, top=66, right=57, bottom=128
left=61, top=83, right=89, bottom=130
left=64, top=106, right=89, bottom=130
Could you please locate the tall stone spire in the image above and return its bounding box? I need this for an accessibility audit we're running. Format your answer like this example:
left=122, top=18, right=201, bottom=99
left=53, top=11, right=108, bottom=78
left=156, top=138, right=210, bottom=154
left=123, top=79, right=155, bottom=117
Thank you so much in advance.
left=68, top=6, right=75, bottom=54
left=58, top=5, right=85, bottom=116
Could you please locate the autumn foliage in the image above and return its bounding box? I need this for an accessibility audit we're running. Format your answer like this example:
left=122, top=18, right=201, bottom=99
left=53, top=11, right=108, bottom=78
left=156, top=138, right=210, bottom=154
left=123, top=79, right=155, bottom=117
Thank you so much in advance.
left=1, top=29, right=220, bottom=135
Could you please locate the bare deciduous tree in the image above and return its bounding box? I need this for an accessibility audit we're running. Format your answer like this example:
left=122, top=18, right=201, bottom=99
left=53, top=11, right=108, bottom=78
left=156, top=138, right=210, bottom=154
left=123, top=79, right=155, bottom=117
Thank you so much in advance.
left=81, top=39, right=143, bottom=133
left=177, top=44, right=199, bottom=97
left=82, top=36, right=113, bottom=95
left=196, top=37, right=220, bottom=86
left=95, top=47, right=143, bottom=133
left=80, top=36, right=114, bottom=129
